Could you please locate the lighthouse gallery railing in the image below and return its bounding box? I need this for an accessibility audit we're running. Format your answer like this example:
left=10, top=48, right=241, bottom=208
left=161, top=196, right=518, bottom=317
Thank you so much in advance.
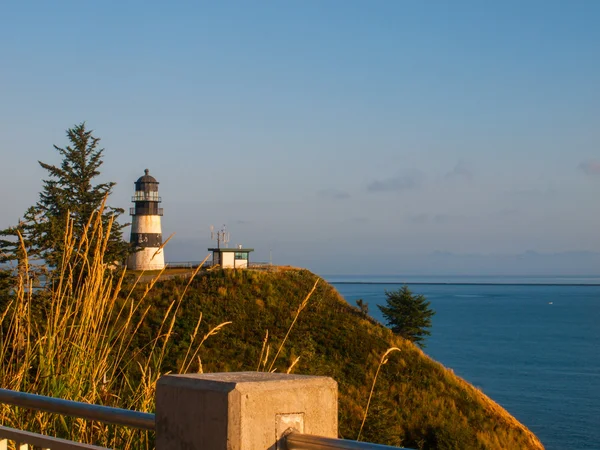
left=131, top=192, right=161, bottom=202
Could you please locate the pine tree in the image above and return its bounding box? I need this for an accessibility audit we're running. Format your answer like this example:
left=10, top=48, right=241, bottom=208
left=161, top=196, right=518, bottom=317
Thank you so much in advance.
left=0, top=123, right=129, bottom=273
left=356, top=298, right=369, bottom=317
left=377, top=285, right=435, bottom=348
left=0, top=269, right=10, bottom=299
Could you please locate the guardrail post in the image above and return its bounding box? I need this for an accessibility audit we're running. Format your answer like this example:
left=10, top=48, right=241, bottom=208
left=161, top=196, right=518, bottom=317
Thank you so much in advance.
left=156, top=372, right=337, bottom=450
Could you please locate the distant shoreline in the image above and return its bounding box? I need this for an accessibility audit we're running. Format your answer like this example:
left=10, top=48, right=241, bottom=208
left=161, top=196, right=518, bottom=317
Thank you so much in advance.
left=329, top=281, right=600, bottom=287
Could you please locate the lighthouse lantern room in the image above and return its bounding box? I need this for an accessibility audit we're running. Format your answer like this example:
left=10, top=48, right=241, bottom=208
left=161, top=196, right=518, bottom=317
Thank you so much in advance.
left=127, top=169, right=165, bottom=271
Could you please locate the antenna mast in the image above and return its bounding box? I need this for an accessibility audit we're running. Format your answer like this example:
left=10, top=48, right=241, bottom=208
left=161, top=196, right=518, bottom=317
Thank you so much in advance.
left=210, top=224, right=230, bottom=249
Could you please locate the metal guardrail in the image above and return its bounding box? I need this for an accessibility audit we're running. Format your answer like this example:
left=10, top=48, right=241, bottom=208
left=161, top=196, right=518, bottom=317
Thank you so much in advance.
left=0, top=388, right=155, bottom=431
left=164, top=261, right=272, bottom=269
left=0, top=425, right=109, bottom=449
left=286, top=432, right=409, bottom=450
left=0, top=389, right=408, bottom=450
left=165, top=260, right=212, bottom=268
left=249, top=262, right=272, bottom=268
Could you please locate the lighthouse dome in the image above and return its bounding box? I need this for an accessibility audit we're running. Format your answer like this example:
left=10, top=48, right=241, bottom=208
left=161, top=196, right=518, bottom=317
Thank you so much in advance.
left=136, top=168, right=158, bottom=184
left=135, top=169, right=159, bottom=193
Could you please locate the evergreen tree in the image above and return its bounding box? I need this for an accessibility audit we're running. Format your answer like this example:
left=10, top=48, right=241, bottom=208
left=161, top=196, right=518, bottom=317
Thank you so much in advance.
left=377, top=285, right=435, bottom=348
left=356, top=298, right=369, bottom=317
left=0, top=123, right=129, bottom=273
left=0, top=268, right=10, bottom=300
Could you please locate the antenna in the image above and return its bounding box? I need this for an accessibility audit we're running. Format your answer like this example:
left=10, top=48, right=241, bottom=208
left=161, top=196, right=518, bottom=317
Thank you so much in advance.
left=210, top=224, right=230, bottom=249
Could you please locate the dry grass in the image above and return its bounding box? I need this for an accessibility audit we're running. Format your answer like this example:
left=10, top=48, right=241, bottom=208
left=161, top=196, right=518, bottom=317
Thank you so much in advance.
left=266, top=278, right=319, bottom=372
left=357, top=347, right=401, bottom=441
left=168, top=268, right=545, bottom=449
left=0, top=209, right=223, bottom=449
left=448, top=366, right=544, bottom=449
left=0, top=209, right=546, bottom=449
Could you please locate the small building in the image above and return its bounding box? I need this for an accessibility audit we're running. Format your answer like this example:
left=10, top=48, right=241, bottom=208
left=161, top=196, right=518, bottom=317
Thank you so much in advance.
left=208, top=246, right=254, bottom=269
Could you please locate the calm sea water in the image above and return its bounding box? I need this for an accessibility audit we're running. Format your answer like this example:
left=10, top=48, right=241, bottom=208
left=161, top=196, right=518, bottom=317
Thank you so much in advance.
left=326, top=275, right=600, bottom=450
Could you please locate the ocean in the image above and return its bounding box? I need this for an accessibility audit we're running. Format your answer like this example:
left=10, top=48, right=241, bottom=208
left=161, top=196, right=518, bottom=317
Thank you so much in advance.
left=325, top=275, right=600, bottom=450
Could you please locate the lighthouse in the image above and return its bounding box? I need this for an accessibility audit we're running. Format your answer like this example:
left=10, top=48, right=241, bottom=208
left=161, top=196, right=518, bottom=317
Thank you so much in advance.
left=127, top=169, right=165, bottom=270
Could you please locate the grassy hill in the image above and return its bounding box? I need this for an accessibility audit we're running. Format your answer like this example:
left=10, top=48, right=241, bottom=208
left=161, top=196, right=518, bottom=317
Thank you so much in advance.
left=133, top=268, right=544, bottom=449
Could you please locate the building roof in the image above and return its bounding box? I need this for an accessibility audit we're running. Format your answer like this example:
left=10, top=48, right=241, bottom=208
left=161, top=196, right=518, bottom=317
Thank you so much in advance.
left=136, top=168, right=159, bottom=184
left=208, top=248, right=254, bottom=253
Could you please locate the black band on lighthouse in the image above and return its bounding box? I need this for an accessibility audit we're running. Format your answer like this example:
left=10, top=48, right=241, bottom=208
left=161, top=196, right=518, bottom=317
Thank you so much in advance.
left=132, top=202, right=164, bottom=216
left=131, top=233, right=163, bottom=248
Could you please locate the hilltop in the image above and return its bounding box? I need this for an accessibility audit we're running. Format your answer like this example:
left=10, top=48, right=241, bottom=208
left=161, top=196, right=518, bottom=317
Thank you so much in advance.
left=132, top=268, right=544, bottom=449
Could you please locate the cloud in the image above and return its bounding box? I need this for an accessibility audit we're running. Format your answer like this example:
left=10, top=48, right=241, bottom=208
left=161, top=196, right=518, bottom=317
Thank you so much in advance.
left=578, top=160, right=600, bottom=176
left=432, top=213, right=467, bottom=224
left=494, top=208, right=521, bottom=218
left=506, top=187, right=556, bottom=199
left=317, top=188, right=351, bottom=200
left=433, top=214, right=452, bottom=224
left=406, top=213, right=466, bottom=225
left=407, top=213, right=429, bottom=224
left=367, top=171, right=423, bottom=193
left=445, top=160, right=473, bottom=182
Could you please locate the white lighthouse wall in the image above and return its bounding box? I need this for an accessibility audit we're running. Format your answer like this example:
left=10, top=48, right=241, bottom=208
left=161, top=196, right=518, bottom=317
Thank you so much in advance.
left=129, top=214, right=164, bottom=270
left=128, top=247, right=165, bottom=271
left=131, top=215, right=163, bottom=234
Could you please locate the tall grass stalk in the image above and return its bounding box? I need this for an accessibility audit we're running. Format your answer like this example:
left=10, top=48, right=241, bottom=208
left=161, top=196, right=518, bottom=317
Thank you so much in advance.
left=179, top=320, right=232, bottom=374
left=267, top=279, right=318, bottom=372
left=357, top=347, right=401, bottom=441
left=286, top=356, right=300, bottom=374
left=256, top=330, right=269, bottom=371
left=0, top=210, right=217, bottom=449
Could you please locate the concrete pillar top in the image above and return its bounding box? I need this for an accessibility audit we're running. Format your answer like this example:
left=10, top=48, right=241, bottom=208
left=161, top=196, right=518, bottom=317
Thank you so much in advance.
left=158, top=371, right=337, bottom=393
left=156, top=372, right=338, bottom=450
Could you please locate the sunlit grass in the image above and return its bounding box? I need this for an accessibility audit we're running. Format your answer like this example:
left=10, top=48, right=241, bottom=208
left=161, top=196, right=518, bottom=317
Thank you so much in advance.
left=140, top=268, right=545, bottom=449
left=0, top=208, right=546, bottom=450
left=357, top=347, right=401, bottom=441
left=0, top=208, right=222, bottom=449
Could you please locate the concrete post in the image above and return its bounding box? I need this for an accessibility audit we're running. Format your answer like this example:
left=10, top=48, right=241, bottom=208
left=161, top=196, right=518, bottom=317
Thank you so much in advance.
left=156, top=372, right=338, bottom=450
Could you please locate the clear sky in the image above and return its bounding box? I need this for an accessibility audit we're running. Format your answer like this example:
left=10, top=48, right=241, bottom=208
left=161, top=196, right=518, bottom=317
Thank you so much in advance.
left=1, top=1, right=599, bottom=275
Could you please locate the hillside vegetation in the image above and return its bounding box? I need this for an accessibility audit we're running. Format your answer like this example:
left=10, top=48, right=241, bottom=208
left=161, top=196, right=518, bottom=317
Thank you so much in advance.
left=133, top=268, right=544, bottom=449
left=1, top=201, right=543, bottom=449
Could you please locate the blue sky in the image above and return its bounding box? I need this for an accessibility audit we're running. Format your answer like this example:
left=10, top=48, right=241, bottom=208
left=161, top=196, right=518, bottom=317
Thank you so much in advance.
left=1, top=1, right=599, bottom=274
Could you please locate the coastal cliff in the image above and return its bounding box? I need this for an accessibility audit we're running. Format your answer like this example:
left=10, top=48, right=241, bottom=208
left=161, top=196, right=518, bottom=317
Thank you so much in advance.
left=135, top=268, right=544, bottom=449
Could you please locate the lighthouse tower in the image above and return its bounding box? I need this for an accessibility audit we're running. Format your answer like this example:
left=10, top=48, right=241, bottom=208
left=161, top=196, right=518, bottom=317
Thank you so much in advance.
left=127, top=169, right=165, bottom=270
